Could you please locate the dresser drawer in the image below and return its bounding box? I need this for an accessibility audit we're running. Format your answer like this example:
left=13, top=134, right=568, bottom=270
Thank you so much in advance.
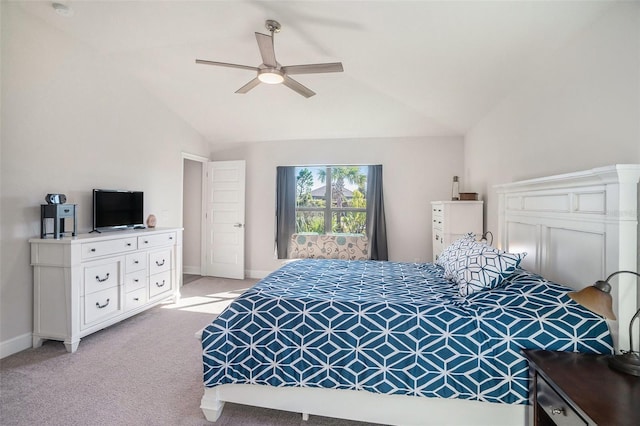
left=83, top=260, right=120, bottom=295
left=83, top=286, right=120, bottom=326
left=537, top=376, right=587, bottom=426
left=82, top=237, right=137, bottom=259
left=138, top=232, right=177, bottom=249
left=124, top=270, right=147, bottom=292
left=149, top=249, right=172, bottom=275
left=124, top=287, right=147, bottom=312
left=125, top=252, right=146, bottom=273
left=149, top=270, right=172, bottom=298
left=433, top=231, right=445, bottom=261
left=431, top=204, right=444, bottom=219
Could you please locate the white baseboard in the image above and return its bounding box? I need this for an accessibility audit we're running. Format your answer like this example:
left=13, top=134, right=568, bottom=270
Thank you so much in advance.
left=1, top=332, right=32, bottom=359
left=183, top=265, right=201, bottom=275
left=246, top=270, right=272, bottom=279
left=182, top=269, right=272, bottom=280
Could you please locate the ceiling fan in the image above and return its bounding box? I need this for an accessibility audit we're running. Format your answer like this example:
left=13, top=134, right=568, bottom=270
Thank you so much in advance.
left=195, top=20, right=343, bottom=98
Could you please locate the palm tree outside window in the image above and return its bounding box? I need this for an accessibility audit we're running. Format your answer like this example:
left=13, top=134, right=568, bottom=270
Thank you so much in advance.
left=295, top=166, right=367, bottom=235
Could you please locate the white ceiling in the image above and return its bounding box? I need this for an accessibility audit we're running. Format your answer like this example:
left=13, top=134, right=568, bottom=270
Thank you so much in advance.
left=16, top=0, right=614, bottom=144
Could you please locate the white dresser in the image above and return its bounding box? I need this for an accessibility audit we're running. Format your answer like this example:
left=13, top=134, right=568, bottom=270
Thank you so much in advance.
left=431, top=201, right=483, bottom=262
left=29, top=227, right=182, bottom=352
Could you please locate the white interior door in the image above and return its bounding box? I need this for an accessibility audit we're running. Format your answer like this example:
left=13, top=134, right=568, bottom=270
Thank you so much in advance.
left=204, top=160, right=246, bottom=279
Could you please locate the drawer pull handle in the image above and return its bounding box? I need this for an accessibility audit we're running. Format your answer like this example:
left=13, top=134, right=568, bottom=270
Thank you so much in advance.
left=134, top=279, right=139, bottom=283
left=133, top=297, right=139, bottom=302
left=155, top=259, right=165, bottom=267
left=169, top=236, right=173, bottom=240
left=96, top=299, right=110, bottom=309
left=126, top=242, right=132, bottom=247
left=155, top=279, right=166, bottom=288
left=90, top=248, right=96, bottom=252
left=63, top=209, right=70, bottom=213
left=435, top=235, right=439, bottom=241
left=134, top=260, right=139, bottom=264
left=551, top=408, right=564, bottom=416
left=144, top=240, right=149, bottom=244
left=95, top=273, right=110, bottom=282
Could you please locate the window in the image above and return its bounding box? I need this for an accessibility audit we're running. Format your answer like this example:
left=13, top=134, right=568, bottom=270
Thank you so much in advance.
left=295, top=166, right=368, bottom=235
left=276, top=164, right=387, bottom=260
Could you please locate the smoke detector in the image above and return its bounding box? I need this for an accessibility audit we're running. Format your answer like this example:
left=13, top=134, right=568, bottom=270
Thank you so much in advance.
left=52, top=2, right=74, bottom=17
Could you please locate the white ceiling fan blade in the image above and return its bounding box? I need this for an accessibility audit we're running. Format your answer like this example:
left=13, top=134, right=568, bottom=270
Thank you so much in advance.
left=235, top=78, right=261, bottom=94
left=255, top=32, right=277, bottom=68
left=282, top=76, right=316, bottom=98
left=195, top=59, right=259, bottom=72
left=281, top=62, right=344, bottom=75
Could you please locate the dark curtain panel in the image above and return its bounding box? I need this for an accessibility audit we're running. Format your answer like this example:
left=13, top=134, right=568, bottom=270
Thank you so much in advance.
left=275, top=166, right=296, bottom=259
left=366, top=165, right=388, bottom=260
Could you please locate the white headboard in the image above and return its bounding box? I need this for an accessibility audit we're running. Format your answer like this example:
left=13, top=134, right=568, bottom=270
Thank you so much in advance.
left=495, top=164, right=640, bottom=352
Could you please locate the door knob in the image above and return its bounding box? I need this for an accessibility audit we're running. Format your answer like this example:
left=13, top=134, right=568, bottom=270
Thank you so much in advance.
left=233, top=223, right=244, bottom=228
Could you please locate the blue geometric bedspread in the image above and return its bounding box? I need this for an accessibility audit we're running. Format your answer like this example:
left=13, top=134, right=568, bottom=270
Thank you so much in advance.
left=201, top=259, right=613, bottom=405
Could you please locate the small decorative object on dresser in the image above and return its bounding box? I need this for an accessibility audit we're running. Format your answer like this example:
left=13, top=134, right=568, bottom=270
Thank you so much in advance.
left=146, top=214, right=157, bottom=228
left=523, top=349, right=640, bottom=426
left=431, top=200, right=483, bottom=262
left=45, top=193, right=67, bottom=204
left=450, top=175, right=460, bottom=200
left=458, top=192, right=478, bottom=200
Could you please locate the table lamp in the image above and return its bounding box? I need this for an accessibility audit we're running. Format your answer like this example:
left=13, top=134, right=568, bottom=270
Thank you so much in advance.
left=568, top=270, right=640, bottom=376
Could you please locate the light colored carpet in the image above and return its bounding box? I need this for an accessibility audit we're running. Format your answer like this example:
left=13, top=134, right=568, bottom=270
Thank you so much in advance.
left=0, top=276, right=380, bottom=426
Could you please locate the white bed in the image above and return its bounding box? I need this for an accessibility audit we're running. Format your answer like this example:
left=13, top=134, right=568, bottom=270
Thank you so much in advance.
left=199, top=164, right=640, bottom=426
left=495, top=164, right=640, bottom=352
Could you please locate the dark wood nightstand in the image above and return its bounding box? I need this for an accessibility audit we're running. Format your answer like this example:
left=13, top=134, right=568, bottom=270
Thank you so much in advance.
left=523, top=349, right=640, bottom=426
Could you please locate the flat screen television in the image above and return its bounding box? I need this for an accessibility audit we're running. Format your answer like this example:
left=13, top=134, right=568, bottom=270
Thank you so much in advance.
left=93, top=189, right=144, bottom=231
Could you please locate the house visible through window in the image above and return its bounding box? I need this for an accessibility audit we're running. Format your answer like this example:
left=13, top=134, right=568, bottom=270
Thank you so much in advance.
left=295, top=166, right=368, bottom=235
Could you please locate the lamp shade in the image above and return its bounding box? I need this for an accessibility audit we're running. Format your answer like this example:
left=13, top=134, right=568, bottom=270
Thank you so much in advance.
left=569, top=271, right=640, bottom=376
left=568, top=284, right=616, bottom=320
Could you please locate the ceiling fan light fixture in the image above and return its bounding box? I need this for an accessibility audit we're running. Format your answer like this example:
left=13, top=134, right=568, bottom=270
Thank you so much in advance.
left=258, top=68, right=284, bottom=85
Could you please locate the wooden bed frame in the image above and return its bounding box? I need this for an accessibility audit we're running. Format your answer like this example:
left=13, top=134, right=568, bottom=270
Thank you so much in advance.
left=199, top=164, right=640, bottom=425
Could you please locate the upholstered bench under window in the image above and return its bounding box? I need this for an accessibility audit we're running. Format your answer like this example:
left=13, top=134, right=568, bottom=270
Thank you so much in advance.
left=288, top=233, right=369, bottom=260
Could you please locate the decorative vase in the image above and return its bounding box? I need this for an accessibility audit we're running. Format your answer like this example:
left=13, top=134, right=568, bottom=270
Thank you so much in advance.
left=146, top=214, right=157, bottom=228
left=451, top=176, right=460, bottom=201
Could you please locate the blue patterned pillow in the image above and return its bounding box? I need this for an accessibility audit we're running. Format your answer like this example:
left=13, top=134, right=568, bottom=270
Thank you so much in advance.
left=436, top=233, right=477, bottom=280
left=452, top=242, right=526, bottom=296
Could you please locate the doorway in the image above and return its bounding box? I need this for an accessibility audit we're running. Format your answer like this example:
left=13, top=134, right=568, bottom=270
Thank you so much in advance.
left=181, top=153, right=208, bottom=280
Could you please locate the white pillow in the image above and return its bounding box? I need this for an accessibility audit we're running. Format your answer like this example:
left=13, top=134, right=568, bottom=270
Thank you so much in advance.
left=451, top=242, right=526, bottom=296
left=436, top=233, right=477, bottom=280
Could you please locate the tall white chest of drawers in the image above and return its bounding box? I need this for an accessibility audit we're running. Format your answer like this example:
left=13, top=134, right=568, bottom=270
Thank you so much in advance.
left=29, top=227, right=182, bottom=352
left=431, top=201, right=483, bottom=262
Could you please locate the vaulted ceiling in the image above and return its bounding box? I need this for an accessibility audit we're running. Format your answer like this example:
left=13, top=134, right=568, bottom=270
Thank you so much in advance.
left=16, top=0, right=614, bottom=144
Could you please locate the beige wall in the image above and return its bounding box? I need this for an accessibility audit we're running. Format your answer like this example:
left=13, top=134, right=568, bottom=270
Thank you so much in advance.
left=464, top=2, right=640, bottom=239
left=0, top=4, right=209, bottom=356
left=182, top=159, right=203, bottom=274
left=211, top=137, right=465, bottom=276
